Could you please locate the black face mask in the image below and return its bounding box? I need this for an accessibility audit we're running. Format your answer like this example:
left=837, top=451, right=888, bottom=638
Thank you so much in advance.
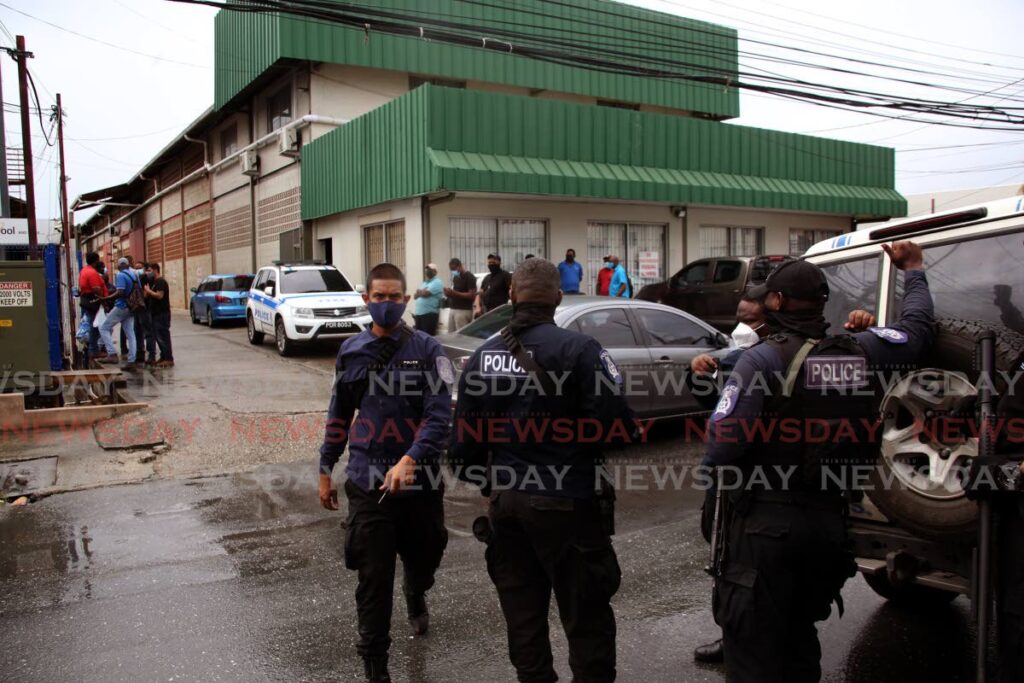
left=508, top=301, right=557, bottom=335
left=488, top=263, right=501, bottom=274
left=424, top=269, right=436, bottom=279
left=566, top=254, right=575, bottom=263
left=764, top=307, right=829, bottom=339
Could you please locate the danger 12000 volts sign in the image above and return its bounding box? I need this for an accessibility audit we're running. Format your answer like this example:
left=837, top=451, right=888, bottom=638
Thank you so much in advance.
left=0, top=281, right=32, bottom=307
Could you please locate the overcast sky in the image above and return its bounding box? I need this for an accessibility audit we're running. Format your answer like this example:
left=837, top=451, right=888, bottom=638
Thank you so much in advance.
left=2, top=0, right=1022, bottom=223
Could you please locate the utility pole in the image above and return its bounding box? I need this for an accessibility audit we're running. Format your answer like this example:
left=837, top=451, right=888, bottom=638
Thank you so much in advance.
left=56, top=93, right=79, bottom=367
left=0, top=52, right=10, bottom=218
left=14, top=35, right=36, bottom=255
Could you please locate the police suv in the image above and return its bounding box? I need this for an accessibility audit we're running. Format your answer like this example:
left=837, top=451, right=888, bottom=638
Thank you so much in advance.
left=246, top=261, right=371, bottom=356
left=804, top=195, right=1024, bottom=605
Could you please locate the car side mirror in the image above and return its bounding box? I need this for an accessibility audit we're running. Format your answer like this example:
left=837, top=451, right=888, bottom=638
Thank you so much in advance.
left=190, top=287, right=197, bottom=293
left=264, top=286, right=274, bottom=297
left=718, top=332, right=731, bottom=347
left=356, top=284, right=366, bottom=294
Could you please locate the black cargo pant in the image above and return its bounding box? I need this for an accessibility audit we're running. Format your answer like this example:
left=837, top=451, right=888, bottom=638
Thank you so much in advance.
left=413, top=312, right=439, bottom=336
left=998, top=498, right=1024, bottom=683
left=343, top=479, right=448, bottom=659
left=714, top=497, right=853, bottom=683
left=486, top=489, right=621, bottom=683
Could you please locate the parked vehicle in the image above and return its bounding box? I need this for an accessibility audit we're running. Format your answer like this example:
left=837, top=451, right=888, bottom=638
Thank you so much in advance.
left=804, top=196, right=1024, bottom=604
left=636, top=255, right=792, bottom=330
left=190, top=273, right=254, bottom=327
left=246, top=261, right=371, bottom=356
left=436, top=296, right=732, bottom=419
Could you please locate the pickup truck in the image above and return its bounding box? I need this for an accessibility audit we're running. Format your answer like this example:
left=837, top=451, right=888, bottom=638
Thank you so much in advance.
left=636, top=255, right=792, bottom=330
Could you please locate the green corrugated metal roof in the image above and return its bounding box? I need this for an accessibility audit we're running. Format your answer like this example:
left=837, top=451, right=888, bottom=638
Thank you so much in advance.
left=301, top=85, right=905, bottom=219
left=214, top=0, right=739, bottom=118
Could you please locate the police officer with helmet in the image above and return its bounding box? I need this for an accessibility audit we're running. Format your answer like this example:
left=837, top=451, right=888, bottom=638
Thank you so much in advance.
left=705, top=241, right=934, bottom=682
left=318, top=263, right=453, bottom=683
left=450, top=257, right=635, bottom=682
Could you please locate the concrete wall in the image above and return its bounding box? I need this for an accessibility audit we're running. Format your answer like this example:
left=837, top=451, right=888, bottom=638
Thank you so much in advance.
left=905, top=183, right=1023, bottom=216
left=684, top=205, right=850, bottom=264
left=313, top=197, right=424, bottom=291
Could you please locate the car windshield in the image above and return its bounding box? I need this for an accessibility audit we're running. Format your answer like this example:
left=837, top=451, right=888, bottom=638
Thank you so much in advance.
left=457, top=304, right=514, bottom=339
left=280, top=268, right=353, bottom=294
left=221, top=276, right=254, bottom=291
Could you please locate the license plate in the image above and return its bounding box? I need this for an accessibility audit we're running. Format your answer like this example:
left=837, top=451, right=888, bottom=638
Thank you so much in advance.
left=323, top=321, right=355, bottom=331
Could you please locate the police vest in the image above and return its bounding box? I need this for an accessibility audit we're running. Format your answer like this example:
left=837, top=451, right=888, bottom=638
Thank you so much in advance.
left=744, top=333, right=881, bottom=493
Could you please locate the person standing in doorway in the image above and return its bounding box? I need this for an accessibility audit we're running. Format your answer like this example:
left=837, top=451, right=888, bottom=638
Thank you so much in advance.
left=413, top=263, right=444, bottom=335
left=444, top=258, right=476, bottom=332
left=475, top=253, right=511, bottom=317
left=608, top=255, right=631, bottom=298
left=558, top=248, right=584, bottom=294
left=144, top=263, right=174, bottom=368
left=597, top=256, right=614, bottom=296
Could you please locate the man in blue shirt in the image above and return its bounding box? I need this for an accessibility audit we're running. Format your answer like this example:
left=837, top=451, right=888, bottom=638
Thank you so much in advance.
left=97, top=257, right=139, bottom=369
left=318, top=263, right=453, bottom=683
left=412, top=262, right=444, bottom=335
left=557, top=248, right=583, bottom=294
left=608, top=255, right=631, bottom=298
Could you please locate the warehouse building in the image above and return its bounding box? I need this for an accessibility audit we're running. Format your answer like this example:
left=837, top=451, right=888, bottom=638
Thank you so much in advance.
left=75, top=0, right=905, bottom=307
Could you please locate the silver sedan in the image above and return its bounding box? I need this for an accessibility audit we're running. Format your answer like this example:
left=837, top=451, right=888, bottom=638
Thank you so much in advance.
left=436, top=296, right=733, bottom=419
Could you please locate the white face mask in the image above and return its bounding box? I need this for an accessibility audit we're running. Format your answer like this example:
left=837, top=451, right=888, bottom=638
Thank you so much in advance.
left=730, top=322, right=764, bottom=349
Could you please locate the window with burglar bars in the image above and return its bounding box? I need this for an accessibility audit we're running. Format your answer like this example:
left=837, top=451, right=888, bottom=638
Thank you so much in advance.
left=586, top=222, right=666, bottom=294
left=363, top=220, right=406, bottom=282
left=789, top=228, right=843, bottom=256
left=699, top=225, right=764, bottom=258
left=448, top=217, right=547, bottom=276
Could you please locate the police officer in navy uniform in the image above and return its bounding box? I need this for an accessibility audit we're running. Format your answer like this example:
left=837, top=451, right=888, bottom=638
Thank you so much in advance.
left=450, top=257, right=634, bottom=683
left=319, top=263, right=453, bottom=683
left=705, top=241, right=934, bottom=682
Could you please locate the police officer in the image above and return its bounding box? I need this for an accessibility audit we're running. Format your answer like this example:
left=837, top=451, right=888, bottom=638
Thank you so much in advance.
left=450, top=257, right=634, bottom=683
left=705, top=241, right=934, bottom=682
left=318, top=263, right=453, bottom=683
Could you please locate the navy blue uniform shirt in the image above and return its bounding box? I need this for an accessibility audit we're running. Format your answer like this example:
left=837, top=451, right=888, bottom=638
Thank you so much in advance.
left=449, top=321, right=635, bottom=498
left=319, top=326, right=452, bottom=492
left=707, top=270, right=935, bottom=465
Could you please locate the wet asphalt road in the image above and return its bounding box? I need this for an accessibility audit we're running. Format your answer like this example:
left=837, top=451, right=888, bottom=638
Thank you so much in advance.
left=0, top=442, right=981, bottom=683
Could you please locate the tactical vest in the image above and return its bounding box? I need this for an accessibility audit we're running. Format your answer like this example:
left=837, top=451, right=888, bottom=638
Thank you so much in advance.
left=742, top=333, right=882, bottom=493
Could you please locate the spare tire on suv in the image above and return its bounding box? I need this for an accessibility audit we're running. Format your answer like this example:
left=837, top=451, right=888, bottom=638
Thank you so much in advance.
left=865, top=318, right=1024, bottom=541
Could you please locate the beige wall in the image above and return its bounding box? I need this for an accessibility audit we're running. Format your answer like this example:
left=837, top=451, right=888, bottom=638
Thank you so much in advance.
left=684, top=206, right=850, bottom=263
left=310, top=64, right=409, bottom=139
left=313, top=197, right=424, bottom=291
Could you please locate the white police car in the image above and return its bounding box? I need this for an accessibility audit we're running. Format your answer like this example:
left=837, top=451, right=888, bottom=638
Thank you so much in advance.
left=246, top=261, right=371, bottom=356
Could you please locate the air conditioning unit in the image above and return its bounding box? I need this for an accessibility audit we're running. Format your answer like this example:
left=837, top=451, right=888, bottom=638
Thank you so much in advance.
left=241, top=149, right=259, bottom=176
left=278, top=127, right=299, bottom=157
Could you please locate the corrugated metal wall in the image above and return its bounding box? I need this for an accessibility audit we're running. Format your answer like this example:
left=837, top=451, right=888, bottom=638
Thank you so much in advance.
left=300, top=85, right=904, bottom=220
left=214, top=0, right=739, bottom=117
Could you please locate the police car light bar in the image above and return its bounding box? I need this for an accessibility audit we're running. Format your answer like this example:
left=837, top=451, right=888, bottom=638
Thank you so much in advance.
left=868, top=207, right=988, bottom=241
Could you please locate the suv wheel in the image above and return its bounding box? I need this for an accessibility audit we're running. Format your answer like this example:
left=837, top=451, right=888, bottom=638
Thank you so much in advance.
left=247, top=312, right=264, bottom=345
left=866, top=318, right=1024, bottom=541
left=190, top=304, right=200, bottom=324
left=275, top=318, right=296, bottom=356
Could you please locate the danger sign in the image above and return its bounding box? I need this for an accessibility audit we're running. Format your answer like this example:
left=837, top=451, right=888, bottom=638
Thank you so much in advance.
left=0, top=281, right=32, bottom=307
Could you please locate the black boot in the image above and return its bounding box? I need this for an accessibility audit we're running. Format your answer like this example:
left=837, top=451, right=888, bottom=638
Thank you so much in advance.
left=693, top=638, right=724, bottom=663
left=406, top=592, right=429, bottom=636
left=363, top=656, right=392, bottom=683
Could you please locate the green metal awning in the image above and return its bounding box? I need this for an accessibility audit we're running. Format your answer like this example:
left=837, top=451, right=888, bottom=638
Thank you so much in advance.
left=427, top=149, right=904, bottom=215
left=301, top=85, right=906, bottom=220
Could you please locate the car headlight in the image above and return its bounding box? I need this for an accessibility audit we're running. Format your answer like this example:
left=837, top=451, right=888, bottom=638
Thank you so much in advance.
left=453, top=355, right=471, bottom=371
left=353, top=305, right=368, bottom=315
left=294, top=307, right=314, bottom=319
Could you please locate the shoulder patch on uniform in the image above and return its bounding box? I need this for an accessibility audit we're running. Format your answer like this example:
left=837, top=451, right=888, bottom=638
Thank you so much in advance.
left=435, top=355, right=456, bottom=384
left=868, top=326, right=908, bottom=344
left=599, top=350, right=622, bottom=384
left=711, top=384, right=740, bottom=422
